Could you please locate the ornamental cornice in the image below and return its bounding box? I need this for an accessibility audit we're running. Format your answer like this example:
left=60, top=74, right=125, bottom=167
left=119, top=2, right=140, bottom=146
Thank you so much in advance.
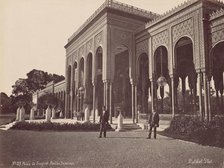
left=210, top=8, right=224, bottom=20
left=146, top=0, right=198, bottom=27
left=67, top=0, right=157, bottom=45
left=146, top=4, right=200, bottom=33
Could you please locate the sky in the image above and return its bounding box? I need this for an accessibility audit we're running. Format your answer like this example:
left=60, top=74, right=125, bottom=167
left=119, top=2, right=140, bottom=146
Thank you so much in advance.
left=0, top=0, right=222, bottom=96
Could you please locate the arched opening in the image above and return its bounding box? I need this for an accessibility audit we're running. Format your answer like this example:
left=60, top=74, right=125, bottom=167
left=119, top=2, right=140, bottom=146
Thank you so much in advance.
left=154, top=46, right=170, bottom=114
left=79, top=58, right=84, bottom=87
left=114, top=45, right=131, bottom=117
left=66, top=65, right=72, bottom=118
left=86, top=53, right=93, bottom=109
left=138, top=53, right=150, bottom=114
left=95, top=47, right=104, bottom=115
left=174, top=37, right=196, bottom=114
left=73, top=62, right=78, bottom=113
left=211, top=41, right=224, bottom=114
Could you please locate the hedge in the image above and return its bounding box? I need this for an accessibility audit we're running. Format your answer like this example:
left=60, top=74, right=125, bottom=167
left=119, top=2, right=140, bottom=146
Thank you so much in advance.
left=165, top=115, right=224, bottom=148
left=11, top=121, right=113, bottom=131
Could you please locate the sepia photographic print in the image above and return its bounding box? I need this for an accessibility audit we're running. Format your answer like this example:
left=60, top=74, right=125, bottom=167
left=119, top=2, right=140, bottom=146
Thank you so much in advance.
left=0, top=0, right=224, bottom=167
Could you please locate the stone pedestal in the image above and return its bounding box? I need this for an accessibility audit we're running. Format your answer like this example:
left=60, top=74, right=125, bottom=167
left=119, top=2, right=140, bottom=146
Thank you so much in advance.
left=51, top=108, right=56, bottom=119
left=45, top=106, right=51, bottom=122
left=19, top=106, right=25, bottom=122
left=95, top=109, right=99, bottom=122
left=115, top=113, right=124, bottom=132
left=30, top=108, right=35, bottom=120
left=59, top=111, right=63, bottom=118
left=84, top=107, right=90, bottom=122
left=16, top=107, right=20, bottom=121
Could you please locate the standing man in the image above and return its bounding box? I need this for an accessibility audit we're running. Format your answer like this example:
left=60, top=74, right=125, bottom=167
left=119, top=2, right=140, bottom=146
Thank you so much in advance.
left=99, top=106, right=109, bottom=138
left=147, top=110, right=160, bottom=139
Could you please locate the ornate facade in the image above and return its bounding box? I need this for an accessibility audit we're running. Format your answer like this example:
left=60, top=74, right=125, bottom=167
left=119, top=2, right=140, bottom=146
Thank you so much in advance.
left=35, top=0, right=224, bottom=123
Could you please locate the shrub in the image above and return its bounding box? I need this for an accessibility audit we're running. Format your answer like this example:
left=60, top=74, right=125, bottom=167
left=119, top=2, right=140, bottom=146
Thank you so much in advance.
left=11, top=121, right=113, bottom=132
left=165, top=115, right=224, bottom=147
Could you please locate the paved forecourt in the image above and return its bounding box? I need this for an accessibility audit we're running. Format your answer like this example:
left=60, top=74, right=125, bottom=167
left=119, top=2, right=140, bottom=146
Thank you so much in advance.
left=0, top=130, right=223, bottom=168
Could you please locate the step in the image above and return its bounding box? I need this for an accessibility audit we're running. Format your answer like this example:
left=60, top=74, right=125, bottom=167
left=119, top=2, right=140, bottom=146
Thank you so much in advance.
left=111, top=123, right=142, bottom=131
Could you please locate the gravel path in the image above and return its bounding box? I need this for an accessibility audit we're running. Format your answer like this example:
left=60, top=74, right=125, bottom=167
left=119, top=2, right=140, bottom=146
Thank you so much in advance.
left=0, top=130, right=223, bottom=168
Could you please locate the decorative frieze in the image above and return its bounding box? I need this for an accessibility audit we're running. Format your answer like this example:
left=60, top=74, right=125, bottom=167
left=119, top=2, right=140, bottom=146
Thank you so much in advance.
left=78, top=45, right=85, bottom=57
left=172, top=18, right=194, bottom=43
left=67, top=55, right=72, bottom=65
left=211, top=23, right=224, bottom=32
left=136, top=40, right=148, bottom=57
left=112, top=28, right=132, bottom=47
left=94, top=31, right=103, bottom=49
left=152, top=30, right=168, bottom=52
left=86, top=39, right=93, bottom=53
left=211, top=29, right=224, bottom=46
left=210, top=18, right=224, bottom=28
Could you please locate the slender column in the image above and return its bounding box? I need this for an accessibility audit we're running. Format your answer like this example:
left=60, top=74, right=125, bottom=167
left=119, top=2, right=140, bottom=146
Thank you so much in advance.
left=221, top=91, right=223, bottom=114
left=131, top=83, right=135, bottom=123
left=109, top=83, right=113, bottom=124
left=92, top=83, right=96, bottom=123
left=135, top=85, right=138, bottom=123
left=171, top=77, right=175, bottom=117
left=197, top=73, right=203, bottom=119
left=203, top=72, right=208, bottom=121
left=103, top=82, right=106, bottom=107
left=103, top=80, right=110, bottom=110
left=70, top=91, right=73, bottom=118
left=150, top=79, right=155, bottom=113
left=181, top=77, right=186, bottom=113
left=207, top=80, right=211, bottom=121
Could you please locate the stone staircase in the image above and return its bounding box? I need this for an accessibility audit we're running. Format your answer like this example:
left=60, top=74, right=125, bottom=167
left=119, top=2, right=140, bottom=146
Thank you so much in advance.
left=111, top=123, right=142, bottom=131
left=137, top=120, right=171, bottom=131
left=0, top=121, right=17, bottom=131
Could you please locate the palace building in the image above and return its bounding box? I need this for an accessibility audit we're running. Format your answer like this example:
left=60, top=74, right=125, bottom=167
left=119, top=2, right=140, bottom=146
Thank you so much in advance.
left=33, top=0, right=224, bottom=123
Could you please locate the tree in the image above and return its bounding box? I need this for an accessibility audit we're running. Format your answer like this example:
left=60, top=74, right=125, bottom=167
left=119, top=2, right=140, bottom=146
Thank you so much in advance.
left=11, top=69, right=65, bottom=113
left=0, top=92, right=10, bottom=113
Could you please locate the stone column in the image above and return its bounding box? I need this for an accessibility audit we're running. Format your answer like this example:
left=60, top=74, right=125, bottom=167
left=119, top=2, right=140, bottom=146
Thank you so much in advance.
left=70, top=91, right=73, bottom=118
left=103, top=80, right=110, bottom=110
left=150, top=79, right=155, bottom=113
left=171, top=77, right=175, bottom=117
left=207, top=80, right=211, bottom=122
left=131, top=83, right=135, bottom=123
left=135, top=85, right=138, bottom=123
left=203, top=72, right=208, bottom=121
left=109, top=82, right=113, bottom=124
left=197, top=72, right=203, bottom=119
left=92, top=83, right=96, bottom=123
